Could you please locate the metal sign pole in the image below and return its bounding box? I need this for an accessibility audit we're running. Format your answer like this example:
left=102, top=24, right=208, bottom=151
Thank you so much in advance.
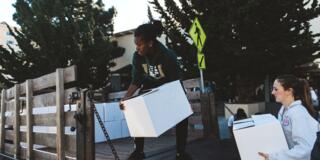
left=189, top=17, right=207, bottom=93
left=199, top=69, right=205, bottom=93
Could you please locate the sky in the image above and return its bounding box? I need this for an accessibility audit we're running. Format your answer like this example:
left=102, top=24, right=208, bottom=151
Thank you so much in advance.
left=0, top=0, right=158, bottom=33
left=0, top=0, right=319, bottom=34
left=0, top=0, right=17, bottom=26
left=104, top=0, right=159, bottom=32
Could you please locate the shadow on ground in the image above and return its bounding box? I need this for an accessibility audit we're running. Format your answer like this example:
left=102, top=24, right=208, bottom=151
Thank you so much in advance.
left=144, top=138, right=241, bottom=160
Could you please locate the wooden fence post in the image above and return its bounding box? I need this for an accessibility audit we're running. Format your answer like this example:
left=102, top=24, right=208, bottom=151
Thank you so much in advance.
left=26, top=80, right=33, bottom=160
left=14, top=84, right=21, bottom=159
left=56, top=69, right=65, bottom=160
left=209, top=93, right=219, bottom=139
left=85, top=92, right=95, bottom=160
left=200, top=93, right=212, bottom=137
left=200, top=93, right=220, bottom=138
left=76, top=91, right=85, bottom=160
left=0, top=90, right=6, bottom=153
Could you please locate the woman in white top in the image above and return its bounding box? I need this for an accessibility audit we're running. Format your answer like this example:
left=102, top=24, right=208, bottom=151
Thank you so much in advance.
left=259, top=75, right=319, bottom=160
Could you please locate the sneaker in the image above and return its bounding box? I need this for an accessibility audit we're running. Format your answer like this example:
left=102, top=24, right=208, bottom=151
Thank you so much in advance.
left=127, top=150, right=145, bottom=160
left=176, top=152, right=192, bottom=160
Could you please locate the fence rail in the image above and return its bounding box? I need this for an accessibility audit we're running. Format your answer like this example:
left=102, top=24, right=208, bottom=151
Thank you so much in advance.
left=0, top=65, right=93, bottom=160
left=0, top=66, right=219, bottom=160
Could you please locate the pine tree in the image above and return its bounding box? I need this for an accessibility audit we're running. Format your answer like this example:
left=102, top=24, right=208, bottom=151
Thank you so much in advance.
left=150, top=0, right=320, bottom=101
left=0, top=0, right=124, bottom=89
left=149, top=0, right=320, bottom=78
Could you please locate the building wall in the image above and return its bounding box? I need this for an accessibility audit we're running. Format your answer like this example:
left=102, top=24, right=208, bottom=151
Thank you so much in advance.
left=0, top=22, right=19, bottom=51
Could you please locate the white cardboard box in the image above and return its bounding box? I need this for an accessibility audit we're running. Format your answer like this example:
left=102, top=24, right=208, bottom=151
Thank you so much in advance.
left=122, top=80, right=193, bottom=137
left=105, top=121, right=122, bottom=140
left=94, top=103, right=128, bottom=143
left=94, top=103, right=105, bottom=123
left=233, top=114, right=288, bottom=160
left=104, top=102, right=125, bottom=122
left=95, top=121, right=122, bottom=142
left=95, top=121, right=106, bottom=143
left=121, top=119, right=130, bottom=137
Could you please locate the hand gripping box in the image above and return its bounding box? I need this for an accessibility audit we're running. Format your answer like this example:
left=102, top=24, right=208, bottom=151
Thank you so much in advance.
left=233, top=114, right=289, bottom=160
left=122, top=80, right=193, bottom=137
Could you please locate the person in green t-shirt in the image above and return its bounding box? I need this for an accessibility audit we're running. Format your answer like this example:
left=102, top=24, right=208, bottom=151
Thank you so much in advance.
left=120, top=21, right=191, bottom=160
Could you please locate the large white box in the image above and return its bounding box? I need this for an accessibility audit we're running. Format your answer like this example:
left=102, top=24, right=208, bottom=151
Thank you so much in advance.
left=95, top=121, right=122, bottom=142
left=233, top=114, right=288, bottom=160
left=122, top=80, right=193, bottom=137
left=94, top=103, right=127, bottom=143
left=104, top=102, right=124, bottom=121
left=121, top=119, right=130, bottom=137
left=95, top=121, right=106, bottom=143
left=105, top=121, right=122, bottom=140
left=94, top=103, right=105, bottom=123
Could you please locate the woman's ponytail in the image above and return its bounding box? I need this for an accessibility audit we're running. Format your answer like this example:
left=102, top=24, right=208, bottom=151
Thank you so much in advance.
left=298, top=78, right=317, bottom=119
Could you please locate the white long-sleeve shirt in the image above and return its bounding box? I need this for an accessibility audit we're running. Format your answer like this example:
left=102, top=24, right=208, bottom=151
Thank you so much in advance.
left=269, top=100, right=319, bottom=160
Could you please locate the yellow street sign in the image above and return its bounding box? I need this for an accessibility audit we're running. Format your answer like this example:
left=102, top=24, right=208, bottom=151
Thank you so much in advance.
left=197, top=53, right=206, bottom=69
left=189, top=17, right=206, bottom=52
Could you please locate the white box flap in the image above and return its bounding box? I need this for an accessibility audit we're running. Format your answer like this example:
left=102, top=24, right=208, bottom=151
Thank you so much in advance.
left=233, top=118, right=254, bottom=130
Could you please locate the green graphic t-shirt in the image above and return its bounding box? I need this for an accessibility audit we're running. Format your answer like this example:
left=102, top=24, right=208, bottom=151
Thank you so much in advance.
left=131, top=41, right=180, bottom=89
